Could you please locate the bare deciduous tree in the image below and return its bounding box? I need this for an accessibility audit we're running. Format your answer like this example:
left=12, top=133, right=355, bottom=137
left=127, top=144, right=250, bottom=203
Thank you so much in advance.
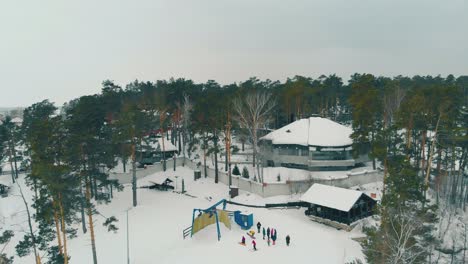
left=233, top=90, right=275, bottom=183
left=384, top=207, right=428, bottom=264
left=383, top=85, right=406, bottom=127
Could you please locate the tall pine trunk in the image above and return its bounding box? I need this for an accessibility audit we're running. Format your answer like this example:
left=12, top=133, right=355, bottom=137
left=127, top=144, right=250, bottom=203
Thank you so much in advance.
left=131, top=143, right=137, bottom=207
left=214, top=133, right=219, bottom=184
left=224, top=149, right=228, bottom=172
left=406, top=114, right=413, bottom=153
left=17, top=180, right=41, bottom=264
left=86, top=177, right=98, bottom=264
left=424, top=114, right=440, bottom=197
left=52, top=199, right=63, bottom=256
left=89, top=173, right=95, bottom=198
left=7, top=148, right=15, bottom=183
left=162, top=130, right=166, bottom=172
left=93, top=174, right=98, bottom=200
left=182, top=132, right=186, bottom=166
left=80, top=183, right=87, bottom=233
left=421, top=130, right=427, bottom=173
left=178, top=127, right=182, bottom=153
left=203, top=138, right=207, bottom=178
left=58, top=193, right=69, bottom=264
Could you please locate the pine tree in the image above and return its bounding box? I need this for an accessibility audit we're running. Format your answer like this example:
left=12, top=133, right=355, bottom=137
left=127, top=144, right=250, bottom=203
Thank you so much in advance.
left=0, top=230, right=14, bottom=264
left=241, top=166, right=249, bottom=179
left=349, top=74, right=383, bottom=170
left=232, top=165, right=240, bottom=176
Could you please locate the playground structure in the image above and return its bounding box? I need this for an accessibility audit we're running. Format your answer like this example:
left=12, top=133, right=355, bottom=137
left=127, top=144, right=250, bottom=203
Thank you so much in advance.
left=190, top=199, right=232, bottom=241
left=186, top=199, right=255, bottom=240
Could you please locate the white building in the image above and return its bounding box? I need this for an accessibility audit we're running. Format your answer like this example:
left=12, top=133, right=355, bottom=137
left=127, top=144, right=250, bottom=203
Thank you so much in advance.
left=260, top=117, right=367, bottom=171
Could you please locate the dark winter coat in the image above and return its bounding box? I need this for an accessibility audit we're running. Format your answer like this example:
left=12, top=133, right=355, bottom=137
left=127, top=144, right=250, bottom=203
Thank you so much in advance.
left=271, top=229, right=277, bottom=241
left=267, top=227, right=270, bottom=237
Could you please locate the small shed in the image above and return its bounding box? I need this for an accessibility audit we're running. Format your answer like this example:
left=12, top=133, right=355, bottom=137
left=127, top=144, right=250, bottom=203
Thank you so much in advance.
left=300, top=184, right=376, bottom=225
left=234, top=211, right=253, bottom=230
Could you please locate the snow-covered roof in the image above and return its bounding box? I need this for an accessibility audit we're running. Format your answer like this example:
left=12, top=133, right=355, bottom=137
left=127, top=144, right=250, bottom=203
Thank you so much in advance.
left=260, top=117, right=352, bottom=147
left=300, top=184, right=366, bottom=212
left=11, top=117, right=23, bottom=124
left=143, top=137, right=178, bottom=152
left=157, top=138, right=177, bottom=152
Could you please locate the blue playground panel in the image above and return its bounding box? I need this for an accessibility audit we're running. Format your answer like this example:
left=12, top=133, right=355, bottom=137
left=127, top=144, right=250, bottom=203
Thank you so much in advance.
left=234, top=211, right=253, bottom=230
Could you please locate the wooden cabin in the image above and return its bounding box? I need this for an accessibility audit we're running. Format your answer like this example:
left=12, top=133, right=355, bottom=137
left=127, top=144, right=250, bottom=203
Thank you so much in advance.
left=138, top=137, right=178, bottom=165
left=300, top=184, right=376, bottom=226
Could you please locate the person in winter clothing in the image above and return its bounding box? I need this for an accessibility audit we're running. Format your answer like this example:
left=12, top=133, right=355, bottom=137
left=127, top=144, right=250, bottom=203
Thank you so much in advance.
left=256, top=222, right=261, bottom=233
left=286, top=235, right=290, bottom=246
left=267, top=227, right=270, bottom=239
left=271, top=229, right=277, bottom=245
left=241, top=236, right=246, bottom=245
left=262, top=227, right=266, bottom=240
left=252, top=240, right=257, bottom=251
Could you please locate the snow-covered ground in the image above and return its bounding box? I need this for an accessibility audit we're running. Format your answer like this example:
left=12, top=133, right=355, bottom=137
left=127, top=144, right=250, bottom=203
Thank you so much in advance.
left=1, top=167, right=366, bottom=264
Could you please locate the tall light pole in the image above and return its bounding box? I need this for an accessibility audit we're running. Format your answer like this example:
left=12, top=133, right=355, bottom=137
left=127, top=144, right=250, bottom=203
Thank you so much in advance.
left=125, top=208, right=131, bottom=264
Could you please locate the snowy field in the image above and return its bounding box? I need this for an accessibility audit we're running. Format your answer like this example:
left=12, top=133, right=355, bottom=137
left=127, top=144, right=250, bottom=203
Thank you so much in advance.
left=1, top=167, right=366, bottom=264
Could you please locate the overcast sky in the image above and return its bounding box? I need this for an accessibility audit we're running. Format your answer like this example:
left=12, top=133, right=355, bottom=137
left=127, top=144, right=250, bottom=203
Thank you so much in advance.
left=0, top=0, right=467, bottom=107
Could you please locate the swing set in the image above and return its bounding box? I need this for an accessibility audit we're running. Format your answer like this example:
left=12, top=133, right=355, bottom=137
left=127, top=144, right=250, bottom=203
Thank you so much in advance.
left=190, top=199, right=232, bottom=241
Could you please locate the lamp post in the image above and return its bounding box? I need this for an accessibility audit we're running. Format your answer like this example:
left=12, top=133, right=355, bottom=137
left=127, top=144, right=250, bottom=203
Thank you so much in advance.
left=125, top=208, right=132, bottom=264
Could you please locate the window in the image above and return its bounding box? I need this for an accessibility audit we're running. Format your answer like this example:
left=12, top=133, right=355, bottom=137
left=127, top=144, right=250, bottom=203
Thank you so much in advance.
left=311, top=150, right=347, bottom=160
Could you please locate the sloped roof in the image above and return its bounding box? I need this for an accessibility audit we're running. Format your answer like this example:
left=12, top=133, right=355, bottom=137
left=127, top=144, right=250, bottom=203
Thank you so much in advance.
left=260, top=117, right=352, bottom=147
left=143, top=137, right=178, bottom=152
left=157, top=138, right=178, bottom=152
left=300, top=183, right=365, bottom=212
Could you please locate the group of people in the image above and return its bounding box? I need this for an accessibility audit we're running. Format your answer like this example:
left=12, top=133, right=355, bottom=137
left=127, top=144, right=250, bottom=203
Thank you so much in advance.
left=240, top=221, right=291, bottom=251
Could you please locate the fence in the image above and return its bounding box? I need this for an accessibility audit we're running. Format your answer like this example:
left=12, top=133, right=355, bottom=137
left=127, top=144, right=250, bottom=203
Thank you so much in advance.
left=108, top=157, right=186, bottom=184
left=110, top=157, right=383, bottom=198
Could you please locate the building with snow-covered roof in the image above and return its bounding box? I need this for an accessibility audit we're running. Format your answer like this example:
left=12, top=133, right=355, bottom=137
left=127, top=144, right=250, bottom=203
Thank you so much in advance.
left=300, top=183, right=376, bottom=225
left=137, top=137, right=178, bottom=165
left=259, top=117, right=367, bottom=171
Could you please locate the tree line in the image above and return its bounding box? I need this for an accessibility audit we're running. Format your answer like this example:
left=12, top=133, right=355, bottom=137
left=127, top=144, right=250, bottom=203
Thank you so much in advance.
left=0, top=73, right=466, bottom=263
